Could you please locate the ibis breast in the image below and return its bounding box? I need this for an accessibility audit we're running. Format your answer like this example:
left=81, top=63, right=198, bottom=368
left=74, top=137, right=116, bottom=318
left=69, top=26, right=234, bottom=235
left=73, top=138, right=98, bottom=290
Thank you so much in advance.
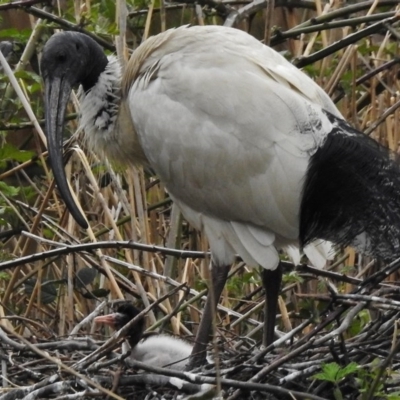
left=124, top=26, right=339, bottom=269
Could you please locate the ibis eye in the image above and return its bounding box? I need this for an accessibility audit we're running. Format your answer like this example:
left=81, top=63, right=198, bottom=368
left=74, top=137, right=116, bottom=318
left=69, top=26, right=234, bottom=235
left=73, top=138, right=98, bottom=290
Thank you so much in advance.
left=55, top=52, right=67, bottom=63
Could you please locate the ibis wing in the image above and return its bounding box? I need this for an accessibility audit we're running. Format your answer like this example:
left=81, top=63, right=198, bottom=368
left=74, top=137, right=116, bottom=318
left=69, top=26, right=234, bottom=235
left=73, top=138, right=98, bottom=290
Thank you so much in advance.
left=127, top=26, right=336, bottom=268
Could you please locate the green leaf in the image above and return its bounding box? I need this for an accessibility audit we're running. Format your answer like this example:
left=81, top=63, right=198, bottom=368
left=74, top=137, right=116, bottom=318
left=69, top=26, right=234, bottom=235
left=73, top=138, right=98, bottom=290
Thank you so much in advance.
left=0, top=28, right=32, bottom=41
left=313, top=362, right=358, bottom=384
left=314, top=362, right=342, bottom=383
left=0, top=143, right=34, bottom=162
left=348, top=309, right=370, bottom=337
left=24, top=279, right=57, bottom=304
left=336, top=362, right=358, bottom=381
left=14, top=70, right=41, bottom=83
left=75, top=267, right=97, bottom=288
left=282, top=271, right=304, bottom=284
left=0, top=181, right=20, bottom=197
left=0, top=271, right=10, bottom=280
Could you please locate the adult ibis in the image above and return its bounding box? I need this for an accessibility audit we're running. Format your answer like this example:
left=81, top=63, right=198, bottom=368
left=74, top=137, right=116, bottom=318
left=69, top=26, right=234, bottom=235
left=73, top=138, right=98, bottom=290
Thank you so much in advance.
left=41, top=25, right=400, bottom=369
left=95, top=303, right=193, bottom=370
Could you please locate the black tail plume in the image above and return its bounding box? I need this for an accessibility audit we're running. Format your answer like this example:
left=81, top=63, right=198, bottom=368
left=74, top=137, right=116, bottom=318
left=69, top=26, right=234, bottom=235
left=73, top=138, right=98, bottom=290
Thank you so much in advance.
left=300, top=112, right=400, bottom=260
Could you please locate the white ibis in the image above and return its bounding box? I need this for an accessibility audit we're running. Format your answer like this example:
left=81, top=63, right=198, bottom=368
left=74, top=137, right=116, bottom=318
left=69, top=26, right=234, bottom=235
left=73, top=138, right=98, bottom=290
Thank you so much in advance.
left=94, top=303, right=193, bottom=370
left=41, top=25, right=400, bottom=369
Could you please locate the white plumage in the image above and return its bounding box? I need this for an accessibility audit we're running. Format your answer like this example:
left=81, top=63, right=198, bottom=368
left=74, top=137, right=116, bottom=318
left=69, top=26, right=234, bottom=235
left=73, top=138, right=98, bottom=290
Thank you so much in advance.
left=94, top=303, right=192, bottom=370
left=41, top=24, right=400, bottom=368
left=131, top=335, right=193, bottom=370
left=82, top=26, right=336, bottom=270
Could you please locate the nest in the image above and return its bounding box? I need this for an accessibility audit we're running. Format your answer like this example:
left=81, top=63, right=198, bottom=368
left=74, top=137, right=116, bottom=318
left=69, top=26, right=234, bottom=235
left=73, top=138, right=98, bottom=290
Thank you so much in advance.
left=2, top=258, right=400, bottom=400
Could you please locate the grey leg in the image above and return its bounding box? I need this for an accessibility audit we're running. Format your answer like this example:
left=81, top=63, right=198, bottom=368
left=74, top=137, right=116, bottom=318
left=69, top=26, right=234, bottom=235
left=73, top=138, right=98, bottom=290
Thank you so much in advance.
left=186, top=263, right=230, bottom=370
left=261, top=263, right=283, bottom=347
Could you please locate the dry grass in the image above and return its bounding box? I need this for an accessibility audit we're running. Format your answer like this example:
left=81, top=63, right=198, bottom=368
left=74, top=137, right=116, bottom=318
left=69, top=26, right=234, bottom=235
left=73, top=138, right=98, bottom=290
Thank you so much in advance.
left=0, top=1, right=400, bottom=399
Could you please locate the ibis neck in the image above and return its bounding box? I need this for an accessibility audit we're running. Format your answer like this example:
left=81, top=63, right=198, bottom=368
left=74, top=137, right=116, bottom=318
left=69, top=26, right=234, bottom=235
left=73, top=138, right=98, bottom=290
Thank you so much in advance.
left=127, top=317, right=146, bottom=349
left=78, top=56, right=150, bottom=167
left=79, top=56, right=122, bottom=143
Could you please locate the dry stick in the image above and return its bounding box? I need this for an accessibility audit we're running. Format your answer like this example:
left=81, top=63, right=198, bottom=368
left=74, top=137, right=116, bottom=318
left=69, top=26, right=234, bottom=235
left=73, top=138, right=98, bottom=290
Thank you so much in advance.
left=334, top=293, right=400, bottom=309
left=365, top=98, right=400, bottom=135
left=0, top=0, right=51, bottom=10
left=0, top=239, right=208, bottom=272
left=131, top=170, right=157, bottom=323
left=0, top=237, right=366, bottom=287
left=68, top=300, right=107, bottom=338
left=292, top=0, right=400, bottom=30
left=104, top=258, right=261, bottom=328
left=126, top=0, right=315, bottom=19
left=3, top=337, right=99, bottom=352
left=23, top=383, right=87, bottom=400
left=325, top=44, right=358, bottom=96
left=0, top=192, right=29, bottom=230
left=142, top=0, right=156, bottom=41
left=297, top=264, right=363, bottom=285
left=72, top=148, right=125, bottom=300
left=60, top=150, right=170, bottom=322
left=314, top=302, right=366, bottom=346
left=264, top=0, right=275, bottom=45
left=124, top=359, right=328, bottom=400
left=158, top=285, right=191, bottom=333
left=246, top=319, right=314, bottom=363
left=94, top=374, right=211, bottom=395
left=163, top=204, right=183, bottom=284
left=227, top=339, right=316, bottom=400
left=271, top=11, right=397, bottom=45
left=0, top=381, right=83, bottom=400
left=385, top=20, right=400, bottom=40
left=224, top=0, right=269, bottom=27
left=18, top=183, right=57, bottom=308
left=365, top=336, right=400, bottom=400
left=333, top=58, right=400, bottom=103
left=294, top=14, right=400, bottom=68
left=297, top=256, right=400, bottom=348
left=0, top=325, right=124, bottom=400
left=1, top=156, right=42, bottom=187
left=0, top=37, right=56, bottom=306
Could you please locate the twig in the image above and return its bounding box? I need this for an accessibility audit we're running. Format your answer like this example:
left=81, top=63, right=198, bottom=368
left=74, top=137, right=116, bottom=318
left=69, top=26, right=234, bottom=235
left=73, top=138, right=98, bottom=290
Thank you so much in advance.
left=0, top=325, right=124, bottom=400
left=122, top=359, right=329, bottom=400
left=0, top=238, right=209, bottom=272
left=0, top=0, right=51, bottom=10
left=271, top=12, right=397, bottom=46
left=294, top=14, right=400, bottom=68
left=224, top=0, right=269, bottom=27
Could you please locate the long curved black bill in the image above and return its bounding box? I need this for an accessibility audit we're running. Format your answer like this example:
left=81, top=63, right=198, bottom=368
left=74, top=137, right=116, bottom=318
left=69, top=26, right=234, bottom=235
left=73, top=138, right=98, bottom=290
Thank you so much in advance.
left=45, top=77, right=88, bottom=229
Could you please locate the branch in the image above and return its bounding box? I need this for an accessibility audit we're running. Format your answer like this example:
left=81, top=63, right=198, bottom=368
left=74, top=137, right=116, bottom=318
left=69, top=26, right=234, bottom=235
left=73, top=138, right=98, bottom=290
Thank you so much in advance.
left=294, top=14, right=400, bottom=68
left=0, top=0, right=51, bottom=11
left=271, top=11, right=396, bottom=46
left=224, top=0, right=269, bottom=28
left=94, top=374, right=212, bottom=395
left=115, top=359, right=329, bottom=400
left=0, top=237, right=209, bottom=272
left=333, top=58, right=400, bottom=104
left=293, top=0, right=400, bottom=30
